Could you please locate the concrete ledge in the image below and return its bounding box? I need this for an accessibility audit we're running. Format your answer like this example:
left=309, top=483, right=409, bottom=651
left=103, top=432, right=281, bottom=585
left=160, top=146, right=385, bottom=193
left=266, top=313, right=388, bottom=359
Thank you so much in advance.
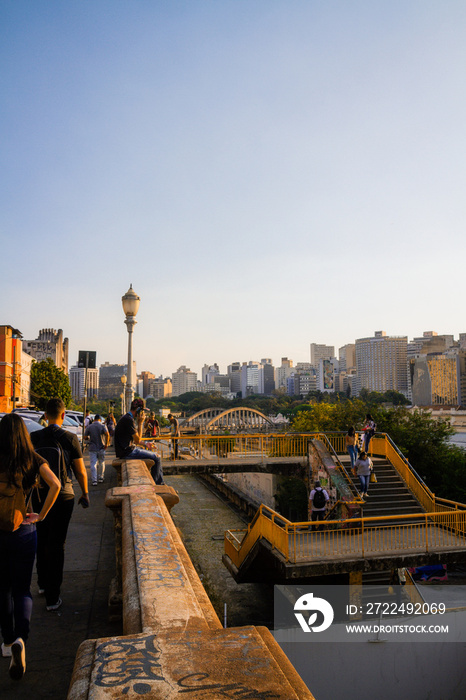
left=68, top=458, right=315, bottom=699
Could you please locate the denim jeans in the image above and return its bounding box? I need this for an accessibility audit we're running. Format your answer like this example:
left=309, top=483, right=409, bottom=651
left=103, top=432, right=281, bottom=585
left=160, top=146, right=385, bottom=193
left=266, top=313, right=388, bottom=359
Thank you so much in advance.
left=347, top=446, right=358, bottom=468
left=90, top=449, right=106, bottom=483
left=364, top=433, right=372, bottom=452
left=125, top=448, right=164, bottom=485
left=0, top=523, right=37, bottom=644
left=358, top=474, right=370, bottom=494
left=36, top=496, right=75, bottom=607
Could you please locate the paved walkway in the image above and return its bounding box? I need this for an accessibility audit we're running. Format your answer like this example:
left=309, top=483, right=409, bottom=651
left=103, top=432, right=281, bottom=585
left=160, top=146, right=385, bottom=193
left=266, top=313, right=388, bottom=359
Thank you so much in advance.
left=0, top=448, right=121, bottom=699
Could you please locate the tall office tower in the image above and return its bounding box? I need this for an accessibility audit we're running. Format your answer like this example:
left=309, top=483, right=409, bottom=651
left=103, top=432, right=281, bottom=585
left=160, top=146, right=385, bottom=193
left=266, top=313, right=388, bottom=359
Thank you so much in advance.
left=140, top=371, right=155, bottom=398
left=171, top=366, right=198, bottom=396
left=240, top=361, right=262, bottom=397
left=275, top=357, right=294, bottom=390
left=148, top=376, right=172, bottom=399
left=69, top=365, right=99, bottom=400
left=410, top=351, right=466, bottom=406
left=338, top=344, right=356, bottom=372
left=260, top=359, right=276, bottom=395
left=227, top=362, right=242, bottom=395
left=407, top=332, right=458, bottom=401
left=310, top=343, right=335, bottom=368
left=317, top=358, right=339, bottom=392
left=99, top=362, right=136, bottom=400
left=408, top=331, right=456, bottom=359
left=23, top=328, right=69, bottom=373
left=355, top=331, right=408, bottom=394
left=202, top=363, right=220, bottom=385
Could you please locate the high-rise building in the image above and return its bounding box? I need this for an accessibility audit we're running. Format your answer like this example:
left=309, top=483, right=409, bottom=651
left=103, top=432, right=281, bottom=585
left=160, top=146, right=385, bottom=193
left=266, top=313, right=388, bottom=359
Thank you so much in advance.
left=147, top=376, right=172, bottom=399
left=99, top=362, right=135, bottom=400
left=275, top=358, right=294, bottom=390
left=140, top=371, right=155, bottom=398
left=310, top=343, right=335, bottom=367
left=171, top=366, right=198, bottom=396
left=227, top=362, right=242, bottom=395
left=410, top=351, right=466, bottom=406
left=339, top=344, right=356, bottom=372
left=70, top=366, right=99, bottom=400
left=240, top=362, right=261, bottom=397
left=355, top=331, right=408, bottom=395
left=408, top=332, right=456, bottom=359
left=317, top=358, right=338, bottom=392
left=23, top=328, right=69, bottom=374
left=202, top=364, right=220, bottom=385
left=260, top=359, right=275, bottom=395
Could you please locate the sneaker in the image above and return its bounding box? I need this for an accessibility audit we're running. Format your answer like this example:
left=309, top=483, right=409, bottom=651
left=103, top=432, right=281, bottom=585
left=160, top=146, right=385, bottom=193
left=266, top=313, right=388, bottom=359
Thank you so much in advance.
left=98, top=477, right=104, bottom=483
left=1, top=643, right=12, bottom=658
left=92, top=481, right=98, bottom=486
left=9, top=638, right=25, bottom=680
left=46, top=598, right=62, bottom=611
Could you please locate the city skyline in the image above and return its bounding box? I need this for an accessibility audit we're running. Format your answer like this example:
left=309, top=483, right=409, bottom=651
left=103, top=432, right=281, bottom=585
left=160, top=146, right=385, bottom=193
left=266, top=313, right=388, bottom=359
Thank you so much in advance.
left=1, top=2, right=465, bottom=377
left=63, top=327, right=465, bottom=379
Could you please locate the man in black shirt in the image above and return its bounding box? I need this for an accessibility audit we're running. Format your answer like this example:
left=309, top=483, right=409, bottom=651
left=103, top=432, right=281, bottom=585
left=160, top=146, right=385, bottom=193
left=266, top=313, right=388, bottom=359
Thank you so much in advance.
left=114, top=398, right=164, bottom=484
left=31, top=398, right=89, bottom=611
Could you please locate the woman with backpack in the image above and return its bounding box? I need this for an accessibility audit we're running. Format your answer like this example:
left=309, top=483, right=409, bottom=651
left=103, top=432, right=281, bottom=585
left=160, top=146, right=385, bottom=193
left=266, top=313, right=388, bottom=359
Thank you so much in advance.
left=0, top=414, right=60, bottom=681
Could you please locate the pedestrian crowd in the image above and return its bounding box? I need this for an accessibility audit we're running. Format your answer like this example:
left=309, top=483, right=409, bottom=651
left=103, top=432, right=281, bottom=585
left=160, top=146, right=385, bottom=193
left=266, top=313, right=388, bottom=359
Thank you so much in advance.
left=0, top=399, right=89, bottom=681
left=309, top=413, right=379, bottom=519
left=0, top=395, right=171, bottom=682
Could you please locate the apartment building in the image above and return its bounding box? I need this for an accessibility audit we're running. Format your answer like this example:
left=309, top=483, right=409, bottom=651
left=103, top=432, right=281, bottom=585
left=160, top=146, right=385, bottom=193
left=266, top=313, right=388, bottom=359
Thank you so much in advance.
left=171, top=366, right=198, bottom=396
left=23, top=328, right=69, bottom=374
left=355, top=331, right=408, bottom=395
left=310, top=343, right=335, bottom=367
left=69, top=366, right=99, bottom=400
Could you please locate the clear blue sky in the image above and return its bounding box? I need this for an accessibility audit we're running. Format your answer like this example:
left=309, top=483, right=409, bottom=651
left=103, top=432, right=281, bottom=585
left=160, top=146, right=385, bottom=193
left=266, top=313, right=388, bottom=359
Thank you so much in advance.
left=1, top=1, right=465, bottom=377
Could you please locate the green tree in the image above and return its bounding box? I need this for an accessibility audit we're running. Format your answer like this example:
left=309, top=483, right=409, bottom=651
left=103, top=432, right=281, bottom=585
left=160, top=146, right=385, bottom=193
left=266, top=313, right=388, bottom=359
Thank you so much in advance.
left=30, top=358, right=72, bottom=410
left=275, top=477, right=308, bottom=521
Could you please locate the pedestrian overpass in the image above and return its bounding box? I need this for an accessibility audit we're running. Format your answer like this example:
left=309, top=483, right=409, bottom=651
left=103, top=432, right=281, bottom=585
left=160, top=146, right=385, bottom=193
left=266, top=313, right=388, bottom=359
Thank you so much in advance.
left=147, top=432, right=466, bottom=582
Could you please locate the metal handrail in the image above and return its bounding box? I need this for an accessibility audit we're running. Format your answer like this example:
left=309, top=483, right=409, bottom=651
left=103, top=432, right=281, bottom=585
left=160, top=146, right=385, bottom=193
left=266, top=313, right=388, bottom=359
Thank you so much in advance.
left=313, top=432, right=362, bottom=501
left=225, top=507, right=466, bottom=567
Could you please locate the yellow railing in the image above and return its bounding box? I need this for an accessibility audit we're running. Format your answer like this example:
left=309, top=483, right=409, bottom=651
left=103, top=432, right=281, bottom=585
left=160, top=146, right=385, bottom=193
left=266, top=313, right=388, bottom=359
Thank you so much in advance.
left=143, top=430, right=465, bottom=514
left=225, top=506, right=466, bottom=568
left=143, top=433, right=312, bottom=461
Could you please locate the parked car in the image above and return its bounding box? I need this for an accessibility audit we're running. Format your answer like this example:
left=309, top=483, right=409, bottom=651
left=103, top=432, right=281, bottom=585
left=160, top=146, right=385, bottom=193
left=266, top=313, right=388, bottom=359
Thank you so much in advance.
left=66, top=411, right=84, bottom=426
left=12, top=409, right=42, bottom=422
left=0, top=412, right=83, bottom=445
left=0, top=413, right=44, bottom=434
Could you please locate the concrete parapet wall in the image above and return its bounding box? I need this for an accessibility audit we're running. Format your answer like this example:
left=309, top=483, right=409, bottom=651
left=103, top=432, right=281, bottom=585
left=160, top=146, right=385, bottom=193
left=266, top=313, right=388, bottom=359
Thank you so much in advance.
left=68, top=459, right=315, bottom=699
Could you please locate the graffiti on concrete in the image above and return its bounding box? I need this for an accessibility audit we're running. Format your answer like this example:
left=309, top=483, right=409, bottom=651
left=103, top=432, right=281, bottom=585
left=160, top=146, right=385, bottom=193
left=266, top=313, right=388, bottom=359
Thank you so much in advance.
left=131, top=497, right=186, bottom=586
left=94, top=635, right=167, bottom=695
left=177, top=672, right=281, bottom=698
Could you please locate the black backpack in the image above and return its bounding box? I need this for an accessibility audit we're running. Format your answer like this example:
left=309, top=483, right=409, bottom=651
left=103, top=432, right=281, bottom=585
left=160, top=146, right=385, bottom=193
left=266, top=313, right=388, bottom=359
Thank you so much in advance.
left=33, top=428, right=73, bottom=494
left=312, top=488, right=327, bottom=509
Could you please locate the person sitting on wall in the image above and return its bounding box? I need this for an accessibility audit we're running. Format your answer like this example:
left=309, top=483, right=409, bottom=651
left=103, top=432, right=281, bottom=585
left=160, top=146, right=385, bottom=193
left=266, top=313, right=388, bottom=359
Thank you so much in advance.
left=114, top=399, right=164, bottom=485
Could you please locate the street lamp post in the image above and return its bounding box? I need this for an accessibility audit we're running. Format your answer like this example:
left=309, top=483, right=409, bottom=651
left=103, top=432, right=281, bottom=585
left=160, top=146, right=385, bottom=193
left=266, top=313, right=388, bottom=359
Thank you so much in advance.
left=122, top=285, right=140, bottom=410
left=120, top=375, right=127, bottom=415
